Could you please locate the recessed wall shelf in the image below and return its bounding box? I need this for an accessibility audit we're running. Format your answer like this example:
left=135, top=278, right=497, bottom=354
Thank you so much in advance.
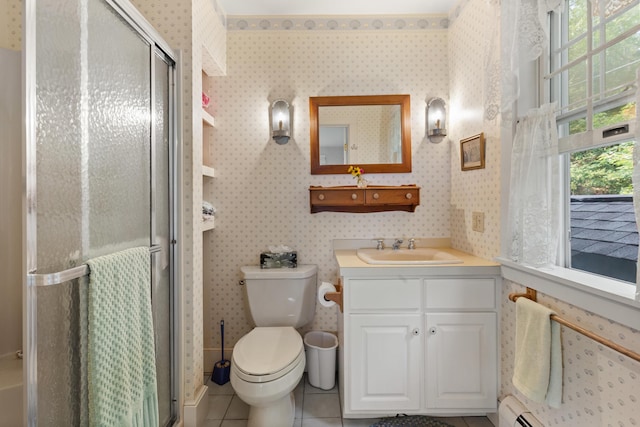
left=201, top=44, right=219, bottom=234
left=309, top=185, right=420, bottom=213
left=202, top=218, right=215, bottom=232
left=202, top=165, right=216, bottom=178
left=202, top=109, right=215, bottom=127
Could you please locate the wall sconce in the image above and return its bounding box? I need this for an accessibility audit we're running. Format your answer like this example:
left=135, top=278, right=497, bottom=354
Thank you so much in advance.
left=426, top=97, right=447, bottom=143
left=271, top=99, right=291, bottom=145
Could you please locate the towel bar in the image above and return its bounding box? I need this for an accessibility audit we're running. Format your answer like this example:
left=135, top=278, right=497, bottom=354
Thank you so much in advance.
left=509, top=287, right=640, bottom=363
left=27, top=245, right=162, bottom=287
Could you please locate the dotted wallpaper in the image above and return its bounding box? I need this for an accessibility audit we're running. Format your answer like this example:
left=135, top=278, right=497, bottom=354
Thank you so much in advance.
left=133, top=0, right=226, bottom=404
left=0, top=0, right=21, bottom=50
left=203, top=26, right=451, bottom=352
left=501, top=281, right=640, bottom=426
left=448, top=0, right=501, bottom=261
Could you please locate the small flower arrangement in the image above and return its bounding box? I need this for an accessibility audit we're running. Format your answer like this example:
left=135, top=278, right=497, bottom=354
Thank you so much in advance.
left=348, top=165, right=368, bottom=188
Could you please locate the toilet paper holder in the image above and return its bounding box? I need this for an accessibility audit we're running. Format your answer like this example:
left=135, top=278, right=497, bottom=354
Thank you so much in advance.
left=323, top=280, right=343, bottom=312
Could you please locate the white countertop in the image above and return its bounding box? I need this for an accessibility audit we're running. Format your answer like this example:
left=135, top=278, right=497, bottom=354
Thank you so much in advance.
left=334, top=247, right=500, bottom=277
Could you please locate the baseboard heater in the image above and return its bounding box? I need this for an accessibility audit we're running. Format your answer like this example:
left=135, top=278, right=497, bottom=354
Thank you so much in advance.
left=498, top=395, right=543, bottom=427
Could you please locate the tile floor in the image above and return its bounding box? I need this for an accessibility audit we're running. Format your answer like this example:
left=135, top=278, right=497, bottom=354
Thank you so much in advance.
left=204, top=375, right=495, bottom=427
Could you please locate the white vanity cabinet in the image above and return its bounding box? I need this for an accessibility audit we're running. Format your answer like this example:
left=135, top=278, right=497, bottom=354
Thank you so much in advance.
left=424, top=279, right=498, bottom=411
left=346, top=278, right=422, bottom=412
left=337, top=258, right=500, bottom=419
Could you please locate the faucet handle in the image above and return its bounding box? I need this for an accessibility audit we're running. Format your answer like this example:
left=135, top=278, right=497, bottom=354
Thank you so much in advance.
left=408, top=238, right=416, bottom=249
left=375, top=239, right=385, bottom=250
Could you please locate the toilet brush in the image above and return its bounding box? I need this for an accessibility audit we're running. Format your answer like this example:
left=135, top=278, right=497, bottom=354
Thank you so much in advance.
left=211, top=319, right=231, bottom=385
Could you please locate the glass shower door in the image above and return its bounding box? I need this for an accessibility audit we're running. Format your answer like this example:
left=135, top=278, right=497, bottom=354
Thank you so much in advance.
left=24, top=0, right=176, bottom=425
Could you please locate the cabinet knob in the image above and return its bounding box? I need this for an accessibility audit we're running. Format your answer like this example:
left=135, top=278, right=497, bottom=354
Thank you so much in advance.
left=405, top=193, right=413, bottom=199
left=412, top=328, right=420, bottom=336
left=429, top=327, right=437, bottom=335
left=373, top=193, right=380, bottom=199
left=318, top=194, right=325, bottom=201
left=351, top=193, right=358, bottom=200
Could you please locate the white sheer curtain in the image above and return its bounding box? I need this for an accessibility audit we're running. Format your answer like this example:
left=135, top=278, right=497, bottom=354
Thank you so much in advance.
left=507, top=103, right=560, bottom=267
left=502, top=0, right=562, bottom=114
left=632, top=68, right=640, bottom=300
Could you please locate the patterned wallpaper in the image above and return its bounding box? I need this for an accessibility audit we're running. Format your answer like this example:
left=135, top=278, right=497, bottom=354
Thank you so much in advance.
left=448, top=2, right=640, bottom=426
left=501, top=282, right=640, bottom=426
left=133, top=0, right=226, bottom=404
left=203, top=26, right=450, bottom=352
left=448, top=0, right=501, bottom=260
left=0, top=0, right=21, bottom=50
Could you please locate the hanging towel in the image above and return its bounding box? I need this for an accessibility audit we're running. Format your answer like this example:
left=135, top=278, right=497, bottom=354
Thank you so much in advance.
left=512, top=297, right=563, bottom=408
left=86, top=247, right=159, bottom=427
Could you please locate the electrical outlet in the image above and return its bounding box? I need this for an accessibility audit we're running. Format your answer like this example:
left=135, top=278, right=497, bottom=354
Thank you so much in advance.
left=472, top=211, right=485, bottom=232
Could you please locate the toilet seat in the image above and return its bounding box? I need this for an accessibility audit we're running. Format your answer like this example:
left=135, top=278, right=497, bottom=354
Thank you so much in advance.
left=232, top=326, right=304, bottom=383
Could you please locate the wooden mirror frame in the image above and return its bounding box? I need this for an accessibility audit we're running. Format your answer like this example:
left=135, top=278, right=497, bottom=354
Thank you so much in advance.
left=309, top=94, right=412, bottom=175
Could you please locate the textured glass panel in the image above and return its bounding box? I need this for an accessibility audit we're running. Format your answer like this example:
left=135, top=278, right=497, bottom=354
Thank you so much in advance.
left=153, top=52, right=172, bottom=426
left=36, top=0, right=84, bottom=274
left=86, top=2, right=151, bottom=257
left=33, top=0, right=154, bottom=424
left=36, top=279, right=85, bottom=426
left=34, top=2, right=84, bottom=423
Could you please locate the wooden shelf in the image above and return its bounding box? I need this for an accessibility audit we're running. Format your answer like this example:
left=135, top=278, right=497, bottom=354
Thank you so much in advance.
left=202, top=165, right=216, bottom=178
left=202, top=109, right=215, bottom=127
left=309, top=185, right=420, bottom=213
left=202, top=217, right=215, bottom=231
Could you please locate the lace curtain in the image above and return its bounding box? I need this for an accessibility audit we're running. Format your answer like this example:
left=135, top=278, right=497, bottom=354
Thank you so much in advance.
left=507, top=103, right=560, bottom=267
left=502, top=0, right=563, bottom=114
left=504, top=0, right=562, bottom=267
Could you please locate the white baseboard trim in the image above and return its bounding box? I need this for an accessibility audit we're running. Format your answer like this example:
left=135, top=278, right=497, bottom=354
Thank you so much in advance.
left=183, top=384, right=209, bottom=427
left=486, top=411, right=498, bottom=426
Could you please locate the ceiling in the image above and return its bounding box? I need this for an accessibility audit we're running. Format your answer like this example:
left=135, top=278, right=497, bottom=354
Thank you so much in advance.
left=217, top=0, right=457, bottom=16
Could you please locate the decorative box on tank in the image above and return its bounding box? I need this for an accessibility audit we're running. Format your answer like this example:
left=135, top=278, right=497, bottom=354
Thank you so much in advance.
left=260, top=246, right=297, bottom=269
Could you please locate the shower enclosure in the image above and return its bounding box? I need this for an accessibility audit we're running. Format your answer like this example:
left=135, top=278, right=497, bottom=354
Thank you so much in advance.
left=23, top=0, right=179, bottom=425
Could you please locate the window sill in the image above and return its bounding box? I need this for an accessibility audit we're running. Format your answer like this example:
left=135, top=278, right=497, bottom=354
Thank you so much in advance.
left=497, top=257, right=640, bottom=330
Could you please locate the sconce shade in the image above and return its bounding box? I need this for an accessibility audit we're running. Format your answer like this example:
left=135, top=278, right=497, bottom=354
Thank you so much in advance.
left=426, top=97, right=447, bottom=143
left=271, top=99, right=291, bottom=144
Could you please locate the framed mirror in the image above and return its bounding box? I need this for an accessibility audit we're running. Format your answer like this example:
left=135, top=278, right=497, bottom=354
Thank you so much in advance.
left=310, top=94, right=412, bottom=174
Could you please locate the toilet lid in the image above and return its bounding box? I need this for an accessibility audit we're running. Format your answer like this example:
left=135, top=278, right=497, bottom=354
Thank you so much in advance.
left=233, top=327, right=303, bottom=376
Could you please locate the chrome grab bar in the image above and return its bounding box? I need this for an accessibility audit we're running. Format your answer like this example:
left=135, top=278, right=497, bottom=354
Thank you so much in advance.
left=27, top=245, right=162, bottom=287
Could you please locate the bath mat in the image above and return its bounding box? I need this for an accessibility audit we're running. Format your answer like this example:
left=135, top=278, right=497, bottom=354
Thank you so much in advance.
left=370, top=415, right=456, bottom=427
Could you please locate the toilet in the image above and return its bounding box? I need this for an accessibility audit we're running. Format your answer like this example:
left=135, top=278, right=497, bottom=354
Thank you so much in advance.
left=231, top=264, right=318, bottom=427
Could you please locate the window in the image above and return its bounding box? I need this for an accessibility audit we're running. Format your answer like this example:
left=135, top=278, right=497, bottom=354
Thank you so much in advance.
left=547, top=0, right=639, bottom=282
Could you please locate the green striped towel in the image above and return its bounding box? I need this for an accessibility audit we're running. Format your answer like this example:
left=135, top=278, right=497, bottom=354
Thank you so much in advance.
left=87, top=247, right=158, bottom=427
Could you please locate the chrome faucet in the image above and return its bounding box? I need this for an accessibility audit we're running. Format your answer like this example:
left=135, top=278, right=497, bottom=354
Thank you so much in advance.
left=392, top=239, right=404, bottom=250
left=407, top=238, right=416, bottom=250
left=375, top=239, right=385, bottom=250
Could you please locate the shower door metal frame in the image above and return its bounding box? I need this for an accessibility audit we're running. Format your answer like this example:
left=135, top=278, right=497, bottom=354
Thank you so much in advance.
left=23, top=0, right=180, bottom=424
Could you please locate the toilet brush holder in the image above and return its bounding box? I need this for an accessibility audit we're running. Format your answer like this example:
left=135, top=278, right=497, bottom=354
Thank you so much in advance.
left=212, top=320, right=231, bottom=385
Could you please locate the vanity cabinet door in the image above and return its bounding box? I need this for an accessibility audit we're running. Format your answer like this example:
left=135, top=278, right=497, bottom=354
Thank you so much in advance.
left=424, top=312, right=497, bottom=410
left=348, top=314, right=422, bottom=412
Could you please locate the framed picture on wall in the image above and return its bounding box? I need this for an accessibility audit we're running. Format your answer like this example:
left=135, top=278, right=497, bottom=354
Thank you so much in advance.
left=460, top=133, right=485, bottom=171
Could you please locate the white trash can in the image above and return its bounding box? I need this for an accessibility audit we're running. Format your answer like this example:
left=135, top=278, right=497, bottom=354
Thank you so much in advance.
left=304, top=331, right=338, bottom=390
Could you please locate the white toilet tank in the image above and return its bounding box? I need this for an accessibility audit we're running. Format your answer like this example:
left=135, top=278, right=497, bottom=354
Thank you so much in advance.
left=240, top=264, right=318, bottom=328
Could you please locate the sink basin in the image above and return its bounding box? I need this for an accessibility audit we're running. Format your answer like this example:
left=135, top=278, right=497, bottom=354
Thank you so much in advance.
left=356, top=248, right=463, bottom=265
